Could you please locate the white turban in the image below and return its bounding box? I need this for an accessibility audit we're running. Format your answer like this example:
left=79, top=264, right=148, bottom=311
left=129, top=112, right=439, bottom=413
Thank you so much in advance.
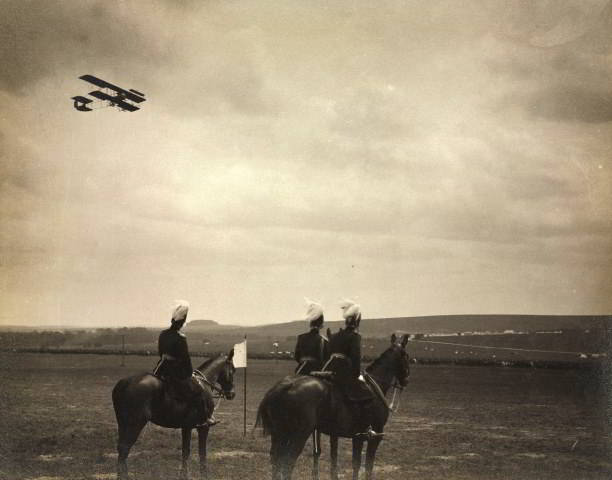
left=340, top=299, right=361, bottom=319
left=171, top=300, right=190, bottom=323
left=304, top=298, right=324, bottom=323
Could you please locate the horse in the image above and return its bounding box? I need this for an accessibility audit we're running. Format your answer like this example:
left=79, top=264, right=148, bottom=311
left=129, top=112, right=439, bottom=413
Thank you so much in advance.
left=257, top=334, right=410, bottom=480
left=112, top=349, right=236, bottom=480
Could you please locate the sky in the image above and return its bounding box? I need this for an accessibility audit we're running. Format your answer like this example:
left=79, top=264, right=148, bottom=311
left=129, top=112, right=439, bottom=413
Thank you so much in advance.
left=1, top=0, right=611, bottom=328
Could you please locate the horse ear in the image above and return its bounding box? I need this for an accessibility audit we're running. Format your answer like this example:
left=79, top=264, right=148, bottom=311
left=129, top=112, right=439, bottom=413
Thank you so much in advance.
left=401, top=334, right=409, bottom=348
left=228, top=348, right=234, bottom=360
left=391, top=333, right=397, bottom=344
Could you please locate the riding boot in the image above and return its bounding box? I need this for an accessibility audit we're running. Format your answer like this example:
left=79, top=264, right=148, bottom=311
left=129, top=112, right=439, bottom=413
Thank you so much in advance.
left=360, top=400, right=378, bottom=435
left=195, top=395, right=218, bottom=427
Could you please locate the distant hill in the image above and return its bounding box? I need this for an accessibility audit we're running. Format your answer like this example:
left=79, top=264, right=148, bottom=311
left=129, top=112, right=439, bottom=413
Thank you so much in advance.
left=0, top=325, right=92, bottom=332
left=184, top=319, right=240, bottom=332
left=351, top=314, right=611, bottom=337
left=2, top=314, right=609, bottom=338
left=2, top=314, right=609, bottom=365
left=239, top=314, right=611, bottom=338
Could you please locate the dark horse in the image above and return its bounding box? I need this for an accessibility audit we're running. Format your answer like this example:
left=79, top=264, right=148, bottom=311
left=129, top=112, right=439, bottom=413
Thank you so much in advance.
left=112, top=350, right=236, bottom=480
left=257, top=334, right=410, bottom=480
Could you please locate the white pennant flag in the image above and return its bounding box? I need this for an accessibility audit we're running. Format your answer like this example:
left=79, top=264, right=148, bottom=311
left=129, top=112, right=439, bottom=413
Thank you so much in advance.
left=233, top=340, right=247, bottom=368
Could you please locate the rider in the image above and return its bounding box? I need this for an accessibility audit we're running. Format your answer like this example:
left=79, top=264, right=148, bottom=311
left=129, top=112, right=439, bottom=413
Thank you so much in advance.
left=157, top=300, right=217, bottom=427
left=325, top=300, right=377, bottom=432
left=294, top=299, right=329, bottom=375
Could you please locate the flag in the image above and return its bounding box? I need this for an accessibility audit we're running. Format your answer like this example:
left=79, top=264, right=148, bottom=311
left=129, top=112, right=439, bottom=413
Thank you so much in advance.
left=233, top=340, right=247, bottom=368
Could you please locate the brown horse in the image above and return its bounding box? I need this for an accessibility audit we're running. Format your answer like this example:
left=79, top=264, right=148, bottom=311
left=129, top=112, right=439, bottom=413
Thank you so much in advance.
left=257, top=334, right=410, bottom=480
left=112, top=350, right=236, bottom=480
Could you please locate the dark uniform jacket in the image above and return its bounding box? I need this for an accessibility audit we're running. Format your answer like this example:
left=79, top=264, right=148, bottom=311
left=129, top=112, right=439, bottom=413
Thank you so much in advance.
left=326, top=327, right=372, bottom=402
left=327, top=327, right=361, bottom=378
left=157, top=327, right=193, bottom=380
left=294, top=329, right=329, bottom=374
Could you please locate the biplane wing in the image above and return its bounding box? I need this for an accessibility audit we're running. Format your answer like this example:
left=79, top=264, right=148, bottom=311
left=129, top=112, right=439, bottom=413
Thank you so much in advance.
left=79, top=74, right=146, bottom=104
left=87, top=90, right=141, bottom=112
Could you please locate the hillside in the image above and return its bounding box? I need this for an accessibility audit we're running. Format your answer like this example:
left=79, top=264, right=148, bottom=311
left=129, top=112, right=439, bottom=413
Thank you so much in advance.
left=235, top=314, right=612, bottom=339
left=3, top=314, right=610, bottom=338
left=2, top=314, right=609, bottom=366
left=185, top=319, right=239, bottom=332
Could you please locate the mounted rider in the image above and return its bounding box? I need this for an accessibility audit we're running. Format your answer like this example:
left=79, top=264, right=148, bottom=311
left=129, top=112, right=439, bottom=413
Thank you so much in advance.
left=156, top=301, right=217, bottom=427
left=324, top=300, right=377, bottom=431
left=294, top=299, right=329, bottom=375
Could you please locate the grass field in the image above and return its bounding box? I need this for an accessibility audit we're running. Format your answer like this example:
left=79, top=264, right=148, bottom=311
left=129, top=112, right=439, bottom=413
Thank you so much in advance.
left=0, top=352, right=609, bottom=480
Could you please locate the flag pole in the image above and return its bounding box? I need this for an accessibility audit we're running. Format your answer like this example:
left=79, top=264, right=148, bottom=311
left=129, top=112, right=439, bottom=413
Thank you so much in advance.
left=243, top=334, right=247, bottom=436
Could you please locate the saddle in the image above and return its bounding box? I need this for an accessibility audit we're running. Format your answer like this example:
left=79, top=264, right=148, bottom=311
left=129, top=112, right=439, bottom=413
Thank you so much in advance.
left=308, top=355, right=390, bottom=437
left=307, top=374, right=385, bottom=438
left=154, top=370, right=203, bottom=406
left=310, top=370, right=388, bottom=408
left=315, top=354, right=375, bottom=403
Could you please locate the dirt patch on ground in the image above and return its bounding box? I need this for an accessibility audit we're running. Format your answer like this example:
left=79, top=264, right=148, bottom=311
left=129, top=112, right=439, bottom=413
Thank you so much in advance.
left=211, top=449, right=260, bottom=459
left=37, top=454, right=73, bottom=462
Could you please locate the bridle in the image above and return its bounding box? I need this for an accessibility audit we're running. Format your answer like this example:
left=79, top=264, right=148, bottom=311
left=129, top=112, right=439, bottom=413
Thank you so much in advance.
left=193, top=365, right=233, bottom=400
left=389, top=381, right=404, bottom=414
left=388, top=347, right=408, bottom=414
left=364, top=346, right=407, bottom=414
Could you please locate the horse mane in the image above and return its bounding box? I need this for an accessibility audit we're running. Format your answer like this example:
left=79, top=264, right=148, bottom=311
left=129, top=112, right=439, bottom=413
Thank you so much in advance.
left=196, top=353, right=225, bottom=372
left=365, top=346, right=395, bottom=373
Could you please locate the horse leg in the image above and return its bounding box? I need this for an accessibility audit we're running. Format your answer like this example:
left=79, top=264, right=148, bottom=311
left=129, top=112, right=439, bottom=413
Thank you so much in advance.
left=330, top=435, right=339, bottom=480
left=197, top=426, right=210, bottom=480
left=180, top=427, right=192, bottom=480
left=281, top=429, right=311, bottom=480
left=311, top=430, right=321, bottom=480
left=364, top=438, right=382, bottom=480
left=351, top=437, right=364, bottom=480
left=117, top=418, right=147, bottom=480
left=270, top=432, right=285, bottom=480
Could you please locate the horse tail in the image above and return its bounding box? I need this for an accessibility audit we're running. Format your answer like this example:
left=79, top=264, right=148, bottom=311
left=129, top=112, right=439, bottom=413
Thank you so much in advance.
left=254, top=403, right=266, bottom=435
left=255, top=375, right=296, bottom=437
left=112, top=378, right=131, bottom=426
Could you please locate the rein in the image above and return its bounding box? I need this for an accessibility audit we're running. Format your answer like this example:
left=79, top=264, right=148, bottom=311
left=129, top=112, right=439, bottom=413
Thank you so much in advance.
left=364, top=373, right=404, bottom=414
left=388, top=381, right=404, bottom=414
left=193, top=369, right=229, bottom=399
left=365, top=345, right=407, bottom=415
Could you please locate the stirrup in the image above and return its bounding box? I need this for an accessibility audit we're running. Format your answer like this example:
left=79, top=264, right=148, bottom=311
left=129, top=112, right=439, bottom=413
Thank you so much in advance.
left=354, top=426, right=384, bottom=440
left=196, top=418, right=219, bottom=428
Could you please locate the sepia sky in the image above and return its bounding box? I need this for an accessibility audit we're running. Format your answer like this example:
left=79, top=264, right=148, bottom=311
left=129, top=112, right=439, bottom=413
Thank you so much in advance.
left=1, top=0, right=611, bottom=327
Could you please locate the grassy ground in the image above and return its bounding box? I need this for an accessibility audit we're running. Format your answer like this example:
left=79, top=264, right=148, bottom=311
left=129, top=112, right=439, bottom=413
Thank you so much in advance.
left=0, top=353, right=609, bottom=480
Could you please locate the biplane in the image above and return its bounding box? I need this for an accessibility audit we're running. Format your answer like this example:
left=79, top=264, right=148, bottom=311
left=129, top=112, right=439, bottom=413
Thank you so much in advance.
left=71, top=75, right=146, bottom=112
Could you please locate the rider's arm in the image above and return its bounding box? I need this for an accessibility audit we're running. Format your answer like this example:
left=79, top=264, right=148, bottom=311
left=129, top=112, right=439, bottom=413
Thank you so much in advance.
left=350, top=335, right=361, bottom=377
left=322, top=337, right=330, bottom=362
left=177, top=336, right=194, bottom=372
left=294, top=337, right=301, bottom=363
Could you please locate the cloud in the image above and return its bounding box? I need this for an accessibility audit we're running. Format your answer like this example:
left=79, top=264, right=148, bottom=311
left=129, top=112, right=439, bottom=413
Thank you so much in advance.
left=488, top=44, right=612, bottom=123
left=1, top=1, right=612, bottom=325
left=527, top=84, right=612, bottom=123
left=0, top=0, right=175, bottom=94
left=483, top=0, right=612, bottom=49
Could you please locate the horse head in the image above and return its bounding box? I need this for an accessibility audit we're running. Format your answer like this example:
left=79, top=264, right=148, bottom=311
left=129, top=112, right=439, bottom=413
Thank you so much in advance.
left=216, top=348, right=236, bottom=400
left=365, top=333, right=411, bottom=391
left=388, top=333, right=411, bottom=387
